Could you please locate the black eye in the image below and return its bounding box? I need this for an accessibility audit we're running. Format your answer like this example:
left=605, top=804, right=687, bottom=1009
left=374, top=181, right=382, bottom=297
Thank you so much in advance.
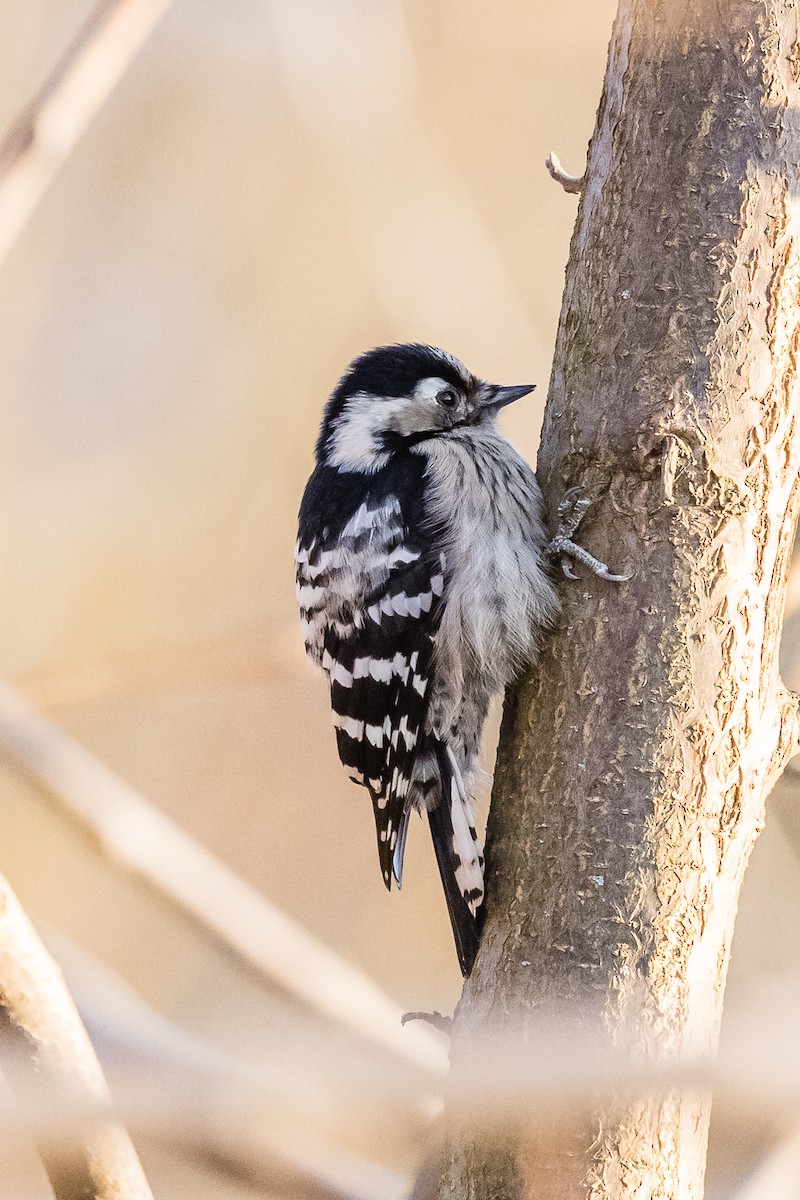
left=437, top=388, right=458, bottom=408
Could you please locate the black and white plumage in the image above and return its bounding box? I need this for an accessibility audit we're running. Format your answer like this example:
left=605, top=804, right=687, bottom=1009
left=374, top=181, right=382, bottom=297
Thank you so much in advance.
left=296, top=344, right=558, bottom=974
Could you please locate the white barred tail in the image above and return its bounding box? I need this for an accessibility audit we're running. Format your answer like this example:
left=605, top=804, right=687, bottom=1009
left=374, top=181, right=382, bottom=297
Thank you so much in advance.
left=428, top=740, right=485, bottom=974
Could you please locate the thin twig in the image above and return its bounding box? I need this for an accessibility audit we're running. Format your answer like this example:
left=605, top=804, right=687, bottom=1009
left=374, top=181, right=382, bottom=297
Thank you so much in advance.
left=0, top=872, right=153, bottom=1199
left=47, top=924, right=437, bottom=1156
left=164, top=1132, right=390, bottom=1200
left=0, top=0, right=174, bottom=267
left=544, top=150, right=585, bottom=194
left=0, top=680, right=447, bottom=1078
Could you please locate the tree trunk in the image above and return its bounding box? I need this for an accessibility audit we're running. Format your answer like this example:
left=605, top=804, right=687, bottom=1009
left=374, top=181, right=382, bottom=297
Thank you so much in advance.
left=439, top=1, right=800, bottom=1197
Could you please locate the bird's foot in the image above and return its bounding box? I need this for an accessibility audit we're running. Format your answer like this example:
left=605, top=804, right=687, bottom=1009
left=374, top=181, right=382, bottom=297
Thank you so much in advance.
left=548, top=489, right=632, bottom=583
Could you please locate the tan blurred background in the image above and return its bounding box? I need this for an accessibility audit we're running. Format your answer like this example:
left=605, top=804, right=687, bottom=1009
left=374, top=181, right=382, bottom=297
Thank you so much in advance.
left=1, top=2, right=799, bottom=1197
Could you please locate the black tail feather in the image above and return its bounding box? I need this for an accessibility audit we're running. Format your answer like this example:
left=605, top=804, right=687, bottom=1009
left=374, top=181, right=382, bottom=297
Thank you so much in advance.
left=428, top=741, right=481, bottom=976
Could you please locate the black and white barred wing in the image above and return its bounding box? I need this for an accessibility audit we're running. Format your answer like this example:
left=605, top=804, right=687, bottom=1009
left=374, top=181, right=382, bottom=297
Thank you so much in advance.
left=296, top=494, right=444, bottom=888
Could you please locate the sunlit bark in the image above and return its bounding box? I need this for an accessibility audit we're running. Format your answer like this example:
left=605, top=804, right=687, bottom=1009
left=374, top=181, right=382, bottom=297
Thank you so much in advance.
left=440, top=2, right=800, bottom=1196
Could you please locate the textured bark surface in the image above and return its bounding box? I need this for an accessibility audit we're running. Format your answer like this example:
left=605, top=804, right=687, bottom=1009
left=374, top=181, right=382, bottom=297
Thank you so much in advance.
left=439, top=2, right=800, bottom=1197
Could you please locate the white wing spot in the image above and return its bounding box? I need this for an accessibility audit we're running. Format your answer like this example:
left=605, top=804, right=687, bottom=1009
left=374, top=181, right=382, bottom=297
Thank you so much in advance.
left=330, top=662, right=353, bottom=687
left=296, top=583, right=325, bottom=608
left=332, top=713, right=364, bottom=740
left=386, top=546, right=420, bottom=568
left=405, top=594, right=422, bottom=618
left=393, top=652, right=411, bottom=682
left=298, top=546, right=340, bottom=580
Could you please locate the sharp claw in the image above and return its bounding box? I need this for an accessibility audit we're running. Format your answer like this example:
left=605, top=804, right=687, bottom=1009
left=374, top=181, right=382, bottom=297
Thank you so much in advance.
left=548, top=523, right=632, bottom=585
left=596, top=567, right=634, bottom=584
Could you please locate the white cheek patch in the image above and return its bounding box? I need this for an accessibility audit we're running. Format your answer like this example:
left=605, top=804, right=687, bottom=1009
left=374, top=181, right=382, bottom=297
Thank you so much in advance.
left=328, top=379, right=470, bottom=464
left=327, top=394, right=407, bottom=473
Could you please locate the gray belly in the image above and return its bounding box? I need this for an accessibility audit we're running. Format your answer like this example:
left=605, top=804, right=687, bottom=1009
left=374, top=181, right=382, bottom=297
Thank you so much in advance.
left=419, top=428, right=559, bottom=757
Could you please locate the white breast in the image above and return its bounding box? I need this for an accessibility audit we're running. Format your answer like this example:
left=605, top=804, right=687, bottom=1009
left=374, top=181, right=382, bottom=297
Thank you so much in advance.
left=418, top=426, right=559, bottom=697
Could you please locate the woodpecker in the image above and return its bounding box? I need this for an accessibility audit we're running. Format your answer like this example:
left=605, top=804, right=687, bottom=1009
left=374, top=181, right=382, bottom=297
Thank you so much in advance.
left=295, top=344, right=559, bottom=974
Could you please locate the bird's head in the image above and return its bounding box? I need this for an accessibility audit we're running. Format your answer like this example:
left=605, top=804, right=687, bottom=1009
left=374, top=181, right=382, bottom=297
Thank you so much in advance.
left=317, top=344, right=534, bottom=473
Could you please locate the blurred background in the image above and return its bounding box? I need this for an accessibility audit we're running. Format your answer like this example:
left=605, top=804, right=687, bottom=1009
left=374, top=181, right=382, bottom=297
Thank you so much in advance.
left=1, top=2, right=800, bottom=1197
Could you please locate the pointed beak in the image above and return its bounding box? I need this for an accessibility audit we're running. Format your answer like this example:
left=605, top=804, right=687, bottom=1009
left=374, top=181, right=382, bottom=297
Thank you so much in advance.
left=481, top=383, right=536, bottom=411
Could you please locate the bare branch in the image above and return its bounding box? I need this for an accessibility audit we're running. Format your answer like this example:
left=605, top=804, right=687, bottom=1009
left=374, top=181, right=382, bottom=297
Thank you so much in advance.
left=2, top=927, right=800, bottom=1200
left=165, top=1132, right=393, bottom=1200
left=4, top=999, right=800, bottom=1160
left=0, top=0, right=174, bottom=267
left=0, top=871, right=152, bottom=1199
left=0, top=680, right=447, bottom=1079
left=46, top=924, right=435, bottom=1195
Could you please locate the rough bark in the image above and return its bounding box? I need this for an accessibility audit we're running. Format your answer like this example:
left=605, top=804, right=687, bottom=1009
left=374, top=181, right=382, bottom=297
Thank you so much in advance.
left=439, top=1, right=800, bottom=1197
